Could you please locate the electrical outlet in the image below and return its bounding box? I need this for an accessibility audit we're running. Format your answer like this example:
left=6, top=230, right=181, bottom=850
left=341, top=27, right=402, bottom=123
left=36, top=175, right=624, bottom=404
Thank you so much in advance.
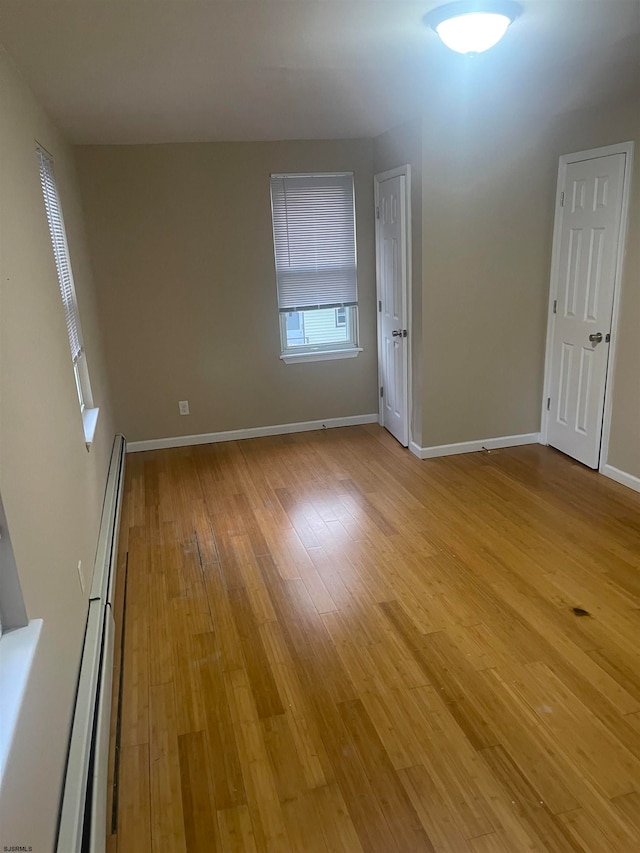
left=179, top=400, right=190, bottom=415
left=77, top=560, right=85, bottom=593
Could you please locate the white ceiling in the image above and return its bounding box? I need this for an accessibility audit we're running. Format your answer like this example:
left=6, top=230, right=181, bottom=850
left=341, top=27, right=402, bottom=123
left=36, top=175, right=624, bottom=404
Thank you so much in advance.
left=0, top=1, right=639, bottom=144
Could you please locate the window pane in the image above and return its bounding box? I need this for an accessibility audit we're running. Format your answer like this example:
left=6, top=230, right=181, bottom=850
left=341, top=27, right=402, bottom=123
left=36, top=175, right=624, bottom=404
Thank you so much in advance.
left=285, top=311, right=305, bottom=346
left=285, top=307, right=354, bottom=349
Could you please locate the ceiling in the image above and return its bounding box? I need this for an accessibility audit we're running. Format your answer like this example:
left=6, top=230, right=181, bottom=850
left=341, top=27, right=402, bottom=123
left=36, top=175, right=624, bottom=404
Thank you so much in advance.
left=0, top=0, right=639, bottom=144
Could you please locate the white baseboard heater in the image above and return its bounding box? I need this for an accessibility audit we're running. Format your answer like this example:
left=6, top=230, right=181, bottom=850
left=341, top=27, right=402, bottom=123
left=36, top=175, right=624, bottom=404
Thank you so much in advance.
left=56, top=435, right=126, bottom=853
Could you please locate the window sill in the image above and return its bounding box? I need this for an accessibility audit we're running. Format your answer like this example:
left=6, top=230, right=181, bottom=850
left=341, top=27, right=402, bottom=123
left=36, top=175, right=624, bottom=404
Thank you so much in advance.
left=280, top=347, right=363, bottom=365
left=0, top=619, right=43, bottom=783
left=82, top=407, right=100, bottom=449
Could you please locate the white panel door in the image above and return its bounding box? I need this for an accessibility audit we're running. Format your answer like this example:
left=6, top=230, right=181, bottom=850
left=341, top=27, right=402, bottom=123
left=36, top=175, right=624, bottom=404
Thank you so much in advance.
left=376, top=174, right=408, bottom=446
left=547, top=153, right=626, bottom=468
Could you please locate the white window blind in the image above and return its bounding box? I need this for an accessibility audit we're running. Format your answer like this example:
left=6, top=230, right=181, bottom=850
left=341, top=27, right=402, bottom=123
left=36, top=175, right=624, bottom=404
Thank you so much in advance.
left=37, top=149, right=83, bottom=365
left=270, top=173, right=357, bottom=312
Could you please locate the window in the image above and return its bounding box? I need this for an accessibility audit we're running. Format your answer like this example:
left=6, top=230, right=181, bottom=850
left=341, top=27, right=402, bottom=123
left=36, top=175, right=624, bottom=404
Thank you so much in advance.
left=37, top=148, right=98, bottom=443
left=270, top=172, right=362, bottom=363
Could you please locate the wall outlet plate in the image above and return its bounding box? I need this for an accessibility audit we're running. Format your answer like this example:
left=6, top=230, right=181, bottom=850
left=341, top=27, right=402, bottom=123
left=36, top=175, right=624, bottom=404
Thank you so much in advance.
left=179, top=400, right=190, bottom=415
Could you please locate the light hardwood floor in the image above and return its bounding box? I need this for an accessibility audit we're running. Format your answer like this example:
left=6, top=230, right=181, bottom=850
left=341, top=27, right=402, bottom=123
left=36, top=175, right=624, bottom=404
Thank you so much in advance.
left=106, top=425, right=640, bottom=852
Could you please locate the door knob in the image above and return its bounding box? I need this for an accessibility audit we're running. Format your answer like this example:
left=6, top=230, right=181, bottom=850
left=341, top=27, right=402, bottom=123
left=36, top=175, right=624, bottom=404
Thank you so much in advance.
left=392, top=330, right=402, bottom=337
left=589, top=332, right=603, bottom=343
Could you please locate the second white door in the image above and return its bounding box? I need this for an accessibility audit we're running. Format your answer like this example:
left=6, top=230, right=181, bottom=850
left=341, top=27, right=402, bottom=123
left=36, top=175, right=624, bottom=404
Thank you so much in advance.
left=546, top=150, right=628, bottom=468
left=376, top=172, right=409, bottom=447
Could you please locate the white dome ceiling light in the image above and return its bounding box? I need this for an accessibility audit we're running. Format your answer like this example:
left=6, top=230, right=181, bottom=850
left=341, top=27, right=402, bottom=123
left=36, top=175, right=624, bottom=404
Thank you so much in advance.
left=425, top=1, right=521, bottom=55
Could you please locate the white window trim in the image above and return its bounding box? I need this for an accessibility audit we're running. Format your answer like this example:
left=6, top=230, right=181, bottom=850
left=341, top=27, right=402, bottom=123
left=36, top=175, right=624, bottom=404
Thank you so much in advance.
left=271, top=171, right=361, bottom=360
left=280, top=347, right=363, bottom=364
left=0, top=619, right=43, bottom=785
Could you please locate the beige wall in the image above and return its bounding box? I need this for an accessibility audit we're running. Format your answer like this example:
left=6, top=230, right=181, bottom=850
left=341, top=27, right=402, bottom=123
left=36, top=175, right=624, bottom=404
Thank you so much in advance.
left=0, top=50, right=114, bottom=849
left=373, top=120, right=423, bottom=446
left=420, top=106, right=556, bottom=448
left=419, top=98, right=639, bottom=478
left=75, top=140, right=378, bottom=443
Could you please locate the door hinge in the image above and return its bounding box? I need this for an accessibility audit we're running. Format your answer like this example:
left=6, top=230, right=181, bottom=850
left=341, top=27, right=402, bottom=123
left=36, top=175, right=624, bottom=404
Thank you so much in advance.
left=560, top=192, right=565, bottom=207
left=547, top=397, right=551, bottom=411
left=553, top=299, right=557, bottom=314
left=380, top=386, right=384, bottom=398
left=378, top=300, right=382, bottom=312
left=376, top=206, right=380, bottom=220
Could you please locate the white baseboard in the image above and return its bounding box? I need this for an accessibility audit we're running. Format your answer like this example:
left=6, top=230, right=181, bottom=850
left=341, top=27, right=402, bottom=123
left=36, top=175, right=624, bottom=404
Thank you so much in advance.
left=601, top=464, right=640, bottom=494
left=410, top=433, right=541, bottom=460
left=409, top=441, right=423, bottom=459
left=126, top=414, right=379, bottom=453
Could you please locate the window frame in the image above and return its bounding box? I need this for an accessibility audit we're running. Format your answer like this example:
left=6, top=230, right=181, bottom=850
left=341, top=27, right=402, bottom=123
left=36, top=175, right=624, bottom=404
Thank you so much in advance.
left=270, top=171, right=362, bottom=364
left=278, top=306, right=358, bottom=356
left=37, top=146, right=99, bottom=444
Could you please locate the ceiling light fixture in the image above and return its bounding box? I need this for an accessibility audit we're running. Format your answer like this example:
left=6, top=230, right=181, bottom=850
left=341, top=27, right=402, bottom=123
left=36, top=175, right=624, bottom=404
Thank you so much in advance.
left=425, top=0, right=521, bottom=55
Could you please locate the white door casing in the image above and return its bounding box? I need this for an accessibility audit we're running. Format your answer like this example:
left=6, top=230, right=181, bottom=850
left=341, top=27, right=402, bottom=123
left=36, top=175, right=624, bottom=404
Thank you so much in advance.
left=543, top=146, right=632, bottom=469
left=375, top=169, right=410, bottom=447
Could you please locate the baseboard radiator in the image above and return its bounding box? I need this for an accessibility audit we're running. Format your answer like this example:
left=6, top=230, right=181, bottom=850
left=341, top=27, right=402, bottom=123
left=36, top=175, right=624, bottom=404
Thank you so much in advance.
left=56, top=435, right=126, bottom=853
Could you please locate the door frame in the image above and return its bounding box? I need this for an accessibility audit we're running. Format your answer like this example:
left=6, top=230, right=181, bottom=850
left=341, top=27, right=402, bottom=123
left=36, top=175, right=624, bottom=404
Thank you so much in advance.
left=540, top=141, right=634, bottom=472
left=374, top=165, right=413, bottom=447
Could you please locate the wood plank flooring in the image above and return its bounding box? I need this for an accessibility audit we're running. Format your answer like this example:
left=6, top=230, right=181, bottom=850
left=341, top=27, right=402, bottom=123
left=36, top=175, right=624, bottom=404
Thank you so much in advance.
left=106, top=425, right=640, bottom=852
